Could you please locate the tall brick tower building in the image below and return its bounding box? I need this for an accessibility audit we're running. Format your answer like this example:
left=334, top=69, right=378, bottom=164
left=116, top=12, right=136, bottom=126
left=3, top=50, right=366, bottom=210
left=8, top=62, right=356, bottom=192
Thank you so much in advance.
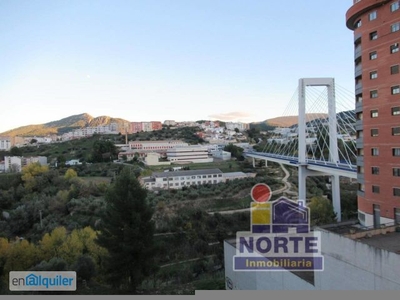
left=346, top=0, right=400, bottom=227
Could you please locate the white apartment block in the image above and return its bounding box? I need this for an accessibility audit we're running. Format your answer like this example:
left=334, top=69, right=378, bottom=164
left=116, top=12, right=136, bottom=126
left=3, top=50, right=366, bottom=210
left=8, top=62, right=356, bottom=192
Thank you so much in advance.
left=129, top=140, right=189, bottom=151
left=141, top=122, right=153, bottom=132
left=225, top=122, right=250, bottom=132
left=0, top=137, right=12, bottom=150
left=71, top=123, right=119, bottom=138
left=4, top=156, right=48, bottom=172
left=164, top=120, right=177, bottom=126
left=166, top=145, right=213, bottom=163
left=142, top=168, right=224, bottom=190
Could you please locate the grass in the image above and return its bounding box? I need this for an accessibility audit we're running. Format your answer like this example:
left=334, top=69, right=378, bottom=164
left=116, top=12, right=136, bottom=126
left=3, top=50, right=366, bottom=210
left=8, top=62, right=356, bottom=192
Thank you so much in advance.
left=206, top=195, right=252, bottom=211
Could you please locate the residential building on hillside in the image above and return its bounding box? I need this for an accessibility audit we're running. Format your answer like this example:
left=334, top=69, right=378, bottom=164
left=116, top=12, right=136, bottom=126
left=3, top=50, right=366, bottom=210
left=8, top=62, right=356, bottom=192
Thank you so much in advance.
left=130, top=121, right=163, bottom=133
left=164, top=120, right=177, bottom=126
left=0, top=137, right=12, bottom=150
left=346, top=0, right=400, bottom=227
left=130, top=122, right=143, bottom=133
left=225, top=122, right=250, bottom=132
left=151, top=121, right=162, bottom=131
left=65, top=159, right=82, bottom=166
left=4, top=156, right=47, bottom=172
left=166, top=145, right=213, bottom=164
left=68, top=123, right=119, bottom=139
left=142, top=122, right=153, bottom=132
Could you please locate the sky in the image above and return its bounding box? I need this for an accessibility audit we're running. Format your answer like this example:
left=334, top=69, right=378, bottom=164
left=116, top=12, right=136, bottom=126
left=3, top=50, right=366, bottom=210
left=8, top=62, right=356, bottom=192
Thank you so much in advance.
left=0, top=0, right=355, bottom=133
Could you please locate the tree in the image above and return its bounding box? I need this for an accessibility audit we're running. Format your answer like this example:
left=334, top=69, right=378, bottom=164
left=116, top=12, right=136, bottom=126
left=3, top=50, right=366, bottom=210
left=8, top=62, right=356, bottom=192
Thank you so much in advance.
left=308, top=196, right=337, bottom=226
left=10, top=146, right=22, bottom=156
left=223, top=143, right=244, bottom=160
left=91, top=140, right=118, bottom=163
left=21, top=162, right=49, bottom=191
left=72, top=254, right=97, bottom=282
left=64, top=168, right=78, bottom=180
left=95, top=167, right=158, bottom=292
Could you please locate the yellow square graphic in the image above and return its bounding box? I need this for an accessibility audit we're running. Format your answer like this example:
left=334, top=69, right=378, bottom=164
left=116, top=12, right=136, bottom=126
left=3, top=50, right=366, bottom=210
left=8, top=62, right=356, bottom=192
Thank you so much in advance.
left=251, top=202, right=271, bottom=225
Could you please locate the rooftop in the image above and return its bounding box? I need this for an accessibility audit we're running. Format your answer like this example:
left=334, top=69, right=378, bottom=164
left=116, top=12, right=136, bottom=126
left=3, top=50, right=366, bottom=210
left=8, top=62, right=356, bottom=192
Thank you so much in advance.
left=223, top=172, right=248, bottom=178
left=130, top=140, right=186, bottom=144
left=152, top=168, right=223, bottom=178
left=317, top=220, right=400, bottom=255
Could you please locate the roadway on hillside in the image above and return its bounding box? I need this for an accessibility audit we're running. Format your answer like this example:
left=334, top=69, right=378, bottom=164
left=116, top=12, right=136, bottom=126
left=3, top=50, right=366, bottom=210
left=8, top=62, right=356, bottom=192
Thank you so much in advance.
left=208, top=163, right=297, bottom=215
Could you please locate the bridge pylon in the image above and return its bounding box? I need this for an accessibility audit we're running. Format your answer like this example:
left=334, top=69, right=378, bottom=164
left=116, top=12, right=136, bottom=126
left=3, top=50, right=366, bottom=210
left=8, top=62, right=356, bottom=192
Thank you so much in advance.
left=298, top=78, right=341, bottom=222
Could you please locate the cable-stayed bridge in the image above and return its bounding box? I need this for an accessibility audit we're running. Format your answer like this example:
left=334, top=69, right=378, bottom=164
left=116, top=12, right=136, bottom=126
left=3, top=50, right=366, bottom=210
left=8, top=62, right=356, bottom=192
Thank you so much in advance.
left=244, top=78, right=357, bottom=222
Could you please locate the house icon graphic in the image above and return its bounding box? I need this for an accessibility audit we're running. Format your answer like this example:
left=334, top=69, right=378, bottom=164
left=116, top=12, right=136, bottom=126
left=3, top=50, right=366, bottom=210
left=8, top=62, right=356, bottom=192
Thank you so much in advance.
left=26, top=273, right=39, bottom=286
left=251, top=197, right=309, bottom=234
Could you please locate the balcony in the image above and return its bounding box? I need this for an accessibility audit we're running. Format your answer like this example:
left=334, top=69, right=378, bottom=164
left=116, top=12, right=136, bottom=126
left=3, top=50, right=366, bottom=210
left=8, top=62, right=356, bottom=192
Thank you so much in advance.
left=355, top=82, right=363, bottom=94
left=354, top=32, right=362, bottom=43
left=355, top=64, right=362, bottom=78
left=355, top=100, right=363, bottom=113
left=355, top=120, right=363, bottom=131
left=356, top=137, right=364, bottom=148
left=357, top=155, right=364, bottom=166
left=355, top=45, right=362, bottom=60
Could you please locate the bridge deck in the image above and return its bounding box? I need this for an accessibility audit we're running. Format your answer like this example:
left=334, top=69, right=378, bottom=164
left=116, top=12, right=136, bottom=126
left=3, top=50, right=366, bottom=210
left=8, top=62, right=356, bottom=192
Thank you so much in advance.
left=244, top=152, right=357, bottom=179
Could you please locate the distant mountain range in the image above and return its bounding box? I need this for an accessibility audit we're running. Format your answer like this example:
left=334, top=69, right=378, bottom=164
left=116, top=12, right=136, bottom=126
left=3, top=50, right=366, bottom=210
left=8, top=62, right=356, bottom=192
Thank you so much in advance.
left=0, top=113, right=131, bottom=137
left=1, top=111, right=355, bottom=137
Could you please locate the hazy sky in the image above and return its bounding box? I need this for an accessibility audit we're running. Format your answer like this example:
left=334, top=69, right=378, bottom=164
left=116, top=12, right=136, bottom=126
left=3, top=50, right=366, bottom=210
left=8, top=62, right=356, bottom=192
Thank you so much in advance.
left=0, top=0, right=355, bottom=133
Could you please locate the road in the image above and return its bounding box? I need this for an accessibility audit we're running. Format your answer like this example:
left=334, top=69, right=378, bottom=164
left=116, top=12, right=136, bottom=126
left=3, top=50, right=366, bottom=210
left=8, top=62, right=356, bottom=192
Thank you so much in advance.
left=208, top=163, right=297, bottom=215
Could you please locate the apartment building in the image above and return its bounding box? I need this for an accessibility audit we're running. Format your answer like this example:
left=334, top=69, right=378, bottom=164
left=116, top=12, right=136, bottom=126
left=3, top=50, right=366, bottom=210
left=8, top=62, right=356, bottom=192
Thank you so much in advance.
left=0, top=137, right=12, bottom=151
left=346, top=0, right=400, bottom=227
left=225, top=122, right=250, bottom=132
left=130, top=121, right=163, bottom=133
left=4, top=156, right=48, bottom=172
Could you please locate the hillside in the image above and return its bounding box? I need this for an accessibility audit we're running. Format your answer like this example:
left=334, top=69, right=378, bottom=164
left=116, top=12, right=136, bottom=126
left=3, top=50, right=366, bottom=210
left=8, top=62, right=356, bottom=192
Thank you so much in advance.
left=0, top=113, right=131, bottom=137
left=260, top=113, right=329, bottom=127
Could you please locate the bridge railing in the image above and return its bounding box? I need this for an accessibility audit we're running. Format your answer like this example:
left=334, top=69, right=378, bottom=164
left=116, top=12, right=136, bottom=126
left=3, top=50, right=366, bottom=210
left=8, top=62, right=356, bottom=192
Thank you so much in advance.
left=244, top=151, right=357, bottom=171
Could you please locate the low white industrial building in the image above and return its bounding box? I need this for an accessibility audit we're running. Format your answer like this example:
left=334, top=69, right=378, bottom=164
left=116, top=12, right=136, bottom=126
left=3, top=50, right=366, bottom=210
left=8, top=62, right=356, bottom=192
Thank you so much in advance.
left=166, top=145, right=213, bottom=164
left=211, top=150, right=231, bottom=160
left=129, top=140, right=188, bottom=151
left=142, top=168, right=224, bottom=190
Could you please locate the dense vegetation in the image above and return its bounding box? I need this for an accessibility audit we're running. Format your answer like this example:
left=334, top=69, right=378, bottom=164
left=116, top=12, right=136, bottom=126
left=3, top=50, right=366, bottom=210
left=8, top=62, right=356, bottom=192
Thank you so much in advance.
left=0, top=128, right=358, bottom=294
left=125, top=126, right=205, bottom=145
left=0, top=162, right=254, bottom=294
